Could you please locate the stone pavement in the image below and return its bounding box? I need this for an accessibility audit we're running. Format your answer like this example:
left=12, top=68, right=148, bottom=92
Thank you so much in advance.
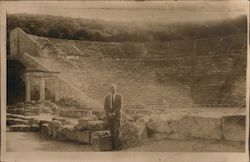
left=6, top=131, right=244, bottom=152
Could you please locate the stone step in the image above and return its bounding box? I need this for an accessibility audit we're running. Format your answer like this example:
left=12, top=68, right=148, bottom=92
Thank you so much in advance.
left=9, top=124, right=32, bottom=132
left=60, top=109, right=92, bottom=118
left=7, top=113, right=32, bottom=120
left=7, top=118, right=29, bottom=126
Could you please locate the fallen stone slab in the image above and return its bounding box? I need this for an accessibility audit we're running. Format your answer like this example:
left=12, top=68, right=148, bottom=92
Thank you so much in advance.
left=86, top=120, right=107, bottom=131
left=171, top=115, right=223, bottom=140
left=222, top=115, right=246, bottom=142
left=7, top=118, right=29, bottom=126
left=10, top=124, right=32, bottom=132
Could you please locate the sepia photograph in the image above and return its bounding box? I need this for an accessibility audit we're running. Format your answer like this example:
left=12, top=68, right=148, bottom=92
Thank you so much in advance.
left=0, top=0, right=249, bottom=161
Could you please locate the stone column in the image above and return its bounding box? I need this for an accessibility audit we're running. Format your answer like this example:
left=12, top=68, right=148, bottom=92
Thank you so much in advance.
left=54, top=77, right=59, bottom=102
left=25, top=75, right=31, bottom=102
left=40, top=76, right=45, bottom=101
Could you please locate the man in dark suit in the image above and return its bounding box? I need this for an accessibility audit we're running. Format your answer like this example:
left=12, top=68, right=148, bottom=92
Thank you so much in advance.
left=104, top=84, right=123, bottom=150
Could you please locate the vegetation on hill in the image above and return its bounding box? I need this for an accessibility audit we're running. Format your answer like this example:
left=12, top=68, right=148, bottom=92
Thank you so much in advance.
left=7, top=14, right=247, bottom=42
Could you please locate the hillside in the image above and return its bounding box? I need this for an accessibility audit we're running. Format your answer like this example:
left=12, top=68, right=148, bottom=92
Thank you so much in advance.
left=7, top=14, right=247, bottom=43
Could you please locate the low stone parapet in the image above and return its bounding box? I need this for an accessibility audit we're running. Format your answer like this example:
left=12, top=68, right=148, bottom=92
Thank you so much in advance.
left=222, top=114, right=245, bottom=142
left=145, top=112, right=246, bottom=142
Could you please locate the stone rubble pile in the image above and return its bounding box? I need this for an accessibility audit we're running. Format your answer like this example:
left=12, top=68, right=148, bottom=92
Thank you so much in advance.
left=40, top=117, right=110, bottom=144
left=8, top=101, right=60, bottom=116
left=120, top=121, right=148, bottom=148
left=7, top=100, right=246, bottom=150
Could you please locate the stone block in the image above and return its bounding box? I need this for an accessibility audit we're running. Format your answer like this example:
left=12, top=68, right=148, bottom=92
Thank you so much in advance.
left=93, top=110, right=106, bottom=120
left=86, top=120, right=107, bottom=131
left=41, top=123, right=50, bottom=136
left=52, top=125, right=62, bottom=139
left=28, top=118, right=40, bottom=125
left=62, top=125, right=78, bottom=142
left=146, top=114, right=223, bottom=140
left=222, top=115, right=245, bottom=142
left=190, top=116, right=223, bottom=140
left=10, top=124, right=32, bottom=132
left=76, top=116, right=97, bottom=130
left=31, top=124, right=40, bottom=132
left=60, top=109, right=92, bottom=118
left=76, top=131, right=91, bottom=144
left=172, top=115, right=223, bottom=140
left=146, top=114, right=183, bottom=134
left=90, top=130, right=110, bottom=143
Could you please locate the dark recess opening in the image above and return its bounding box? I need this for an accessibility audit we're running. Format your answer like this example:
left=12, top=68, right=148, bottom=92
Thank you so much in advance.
left=7, top=59, right=26, bottom=105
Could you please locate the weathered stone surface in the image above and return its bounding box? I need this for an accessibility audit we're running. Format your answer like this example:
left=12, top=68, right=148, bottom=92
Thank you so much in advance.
left=86, top=120, right=107, bottom=131
left=48, top=120, right=63, bottom=139
left=60, top=109, right=92, bottom=118
left=7, top=118, right=28, bottom=126
left=191, top=116, right=223, bottom=140
left=222, top=115, right=245, bottom=142
left=146, top=114, right=223, bottom=140
left=10, top=124, right=32, bottom=132
left=147, top=114, right=183, bottom=134
left=93, top=110, right=106, bottom=120
left=171, top=115, right=223, bottom=140
left=52, top=125, right=63, bottom=139
left=28, top=118, right=40, bottom=125
left=7, top=113, right=31, bottom=120
left=31, top=124, right=40, bottom=132
left=75, top=116, right=97, bottom=131
left=41, top=123, right=50, bottom=136
left=90, top=130, right=110, bottom=143
left=134, top=113, right=146, bottom=122
left=61, top=125, right=77, bottom=141
left=76, top=131, right=91, bottom=144
left=121, top=113, right=134, bottom=123
left=120, top=122, right=146, bottom=148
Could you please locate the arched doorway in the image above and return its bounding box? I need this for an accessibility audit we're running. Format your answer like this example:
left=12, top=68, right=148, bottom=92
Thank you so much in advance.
left=7, top=59, right=26, bottom=105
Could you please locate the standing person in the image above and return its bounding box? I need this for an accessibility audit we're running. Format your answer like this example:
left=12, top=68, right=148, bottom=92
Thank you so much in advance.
left=104, top=84, right=123, bottom=150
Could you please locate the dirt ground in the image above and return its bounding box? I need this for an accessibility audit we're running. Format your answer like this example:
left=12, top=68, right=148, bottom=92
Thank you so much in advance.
left=6, top=132, right=245, bottom=152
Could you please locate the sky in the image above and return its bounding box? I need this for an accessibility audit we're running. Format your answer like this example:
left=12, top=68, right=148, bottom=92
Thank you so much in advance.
left=2, top=1, right=248, bottom=24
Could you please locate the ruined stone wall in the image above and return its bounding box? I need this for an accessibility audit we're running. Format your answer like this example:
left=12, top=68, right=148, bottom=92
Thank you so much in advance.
left=10, top=28, right=41, bottom=56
